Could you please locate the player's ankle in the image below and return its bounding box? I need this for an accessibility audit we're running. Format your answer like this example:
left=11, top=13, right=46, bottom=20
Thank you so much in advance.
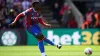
left=54, top=44, right=57, bottom=46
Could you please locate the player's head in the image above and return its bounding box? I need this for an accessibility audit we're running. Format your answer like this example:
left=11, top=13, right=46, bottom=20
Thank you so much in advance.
left=32, top=2, right=41, bottom=11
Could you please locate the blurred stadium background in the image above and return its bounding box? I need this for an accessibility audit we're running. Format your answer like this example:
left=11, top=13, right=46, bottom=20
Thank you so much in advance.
left=0, top=0, right=100, bottom=56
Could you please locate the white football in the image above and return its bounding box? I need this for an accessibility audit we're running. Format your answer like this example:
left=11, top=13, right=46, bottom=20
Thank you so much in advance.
left=84, top=48, right=92, bottom=56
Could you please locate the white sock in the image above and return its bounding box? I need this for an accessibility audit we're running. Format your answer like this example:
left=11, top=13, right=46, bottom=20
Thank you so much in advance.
left=41, top=52, right=46, bottom=56
left=54, top=43, right=57, bottom=46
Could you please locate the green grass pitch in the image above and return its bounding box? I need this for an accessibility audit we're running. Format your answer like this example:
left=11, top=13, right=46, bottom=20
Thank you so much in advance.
left=0, top=45, right=100, bottom=56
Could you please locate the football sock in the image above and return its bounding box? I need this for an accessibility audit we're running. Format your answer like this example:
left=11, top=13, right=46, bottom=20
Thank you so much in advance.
left=44, top=38, right=54, bottom=46
left=38, top=41, right=45, bottom=53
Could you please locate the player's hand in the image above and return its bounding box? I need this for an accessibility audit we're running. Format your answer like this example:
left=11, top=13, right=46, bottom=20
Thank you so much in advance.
left=46, top=24, right=51, bottom=27
left=9, top=22, right=15, bottom=26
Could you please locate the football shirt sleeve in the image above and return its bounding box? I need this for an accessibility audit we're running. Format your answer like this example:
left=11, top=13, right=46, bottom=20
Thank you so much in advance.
left=13, top=9, right=31, bottom=23
left=38, top=13, right=47, bottom=26
left=13, top=13, right=24, bottom=23
left=22, top=9, right=31, bottom=16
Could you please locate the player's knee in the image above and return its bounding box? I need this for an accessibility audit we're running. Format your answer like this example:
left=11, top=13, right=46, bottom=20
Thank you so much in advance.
left=36, top=33, right=45, bottom=41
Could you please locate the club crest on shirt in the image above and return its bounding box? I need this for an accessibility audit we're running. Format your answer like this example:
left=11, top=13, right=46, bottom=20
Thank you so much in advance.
left=31, top=17, right=37, bottom=20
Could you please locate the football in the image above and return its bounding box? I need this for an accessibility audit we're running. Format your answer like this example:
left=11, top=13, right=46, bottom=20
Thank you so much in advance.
left=84, top=48, right=92, bottom=56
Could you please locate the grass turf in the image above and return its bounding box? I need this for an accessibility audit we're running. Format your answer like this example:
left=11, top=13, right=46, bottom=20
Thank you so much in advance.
left=0, top=45, right=100, bottom=56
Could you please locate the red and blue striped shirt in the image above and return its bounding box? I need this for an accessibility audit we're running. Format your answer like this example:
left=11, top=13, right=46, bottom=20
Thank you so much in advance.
left=13, top=8, right=47, bottom=28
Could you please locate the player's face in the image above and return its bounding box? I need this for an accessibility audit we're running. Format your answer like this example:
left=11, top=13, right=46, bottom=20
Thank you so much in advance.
left=34, top=4, right=41, bottom=12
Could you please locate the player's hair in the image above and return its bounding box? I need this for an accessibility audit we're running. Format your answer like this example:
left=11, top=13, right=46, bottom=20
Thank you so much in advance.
left=32, top=2, right=40, bottom=7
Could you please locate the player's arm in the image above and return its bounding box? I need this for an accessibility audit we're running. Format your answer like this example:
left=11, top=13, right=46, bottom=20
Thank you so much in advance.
left=38, top=17, right=51, bottom=27
left=9, top=13, right=24, bottom=26
left=10, top=9, right=31, bottom=26
left=94, top=13, right=99, bottom=27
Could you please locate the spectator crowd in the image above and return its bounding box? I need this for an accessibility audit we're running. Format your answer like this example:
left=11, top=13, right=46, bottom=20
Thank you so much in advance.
left=0, top=0, right=99, bottom=29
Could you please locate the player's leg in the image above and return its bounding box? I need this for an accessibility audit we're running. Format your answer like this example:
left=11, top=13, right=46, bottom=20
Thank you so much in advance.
left=36, top=33, right=62, bottom=49
left=44, top=38, right=54, bottom=46
left=27, top=25, right=62, bottom=56
left=32, top=25, right=55, bottom=46
left=38, top=40, right=46, bottom=56
left=36, top=33, right=47, bottom=56
left=27, top=25, right=46, bottom=56
left=43, top=37, right=62, bottom=49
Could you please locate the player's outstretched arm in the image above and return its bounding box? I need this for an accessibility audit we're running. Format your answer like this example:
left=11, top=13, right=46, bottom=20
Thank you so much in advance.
left=38, top=18, right=51, bottom=27
left=9, top=13, right=24, bottom=26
